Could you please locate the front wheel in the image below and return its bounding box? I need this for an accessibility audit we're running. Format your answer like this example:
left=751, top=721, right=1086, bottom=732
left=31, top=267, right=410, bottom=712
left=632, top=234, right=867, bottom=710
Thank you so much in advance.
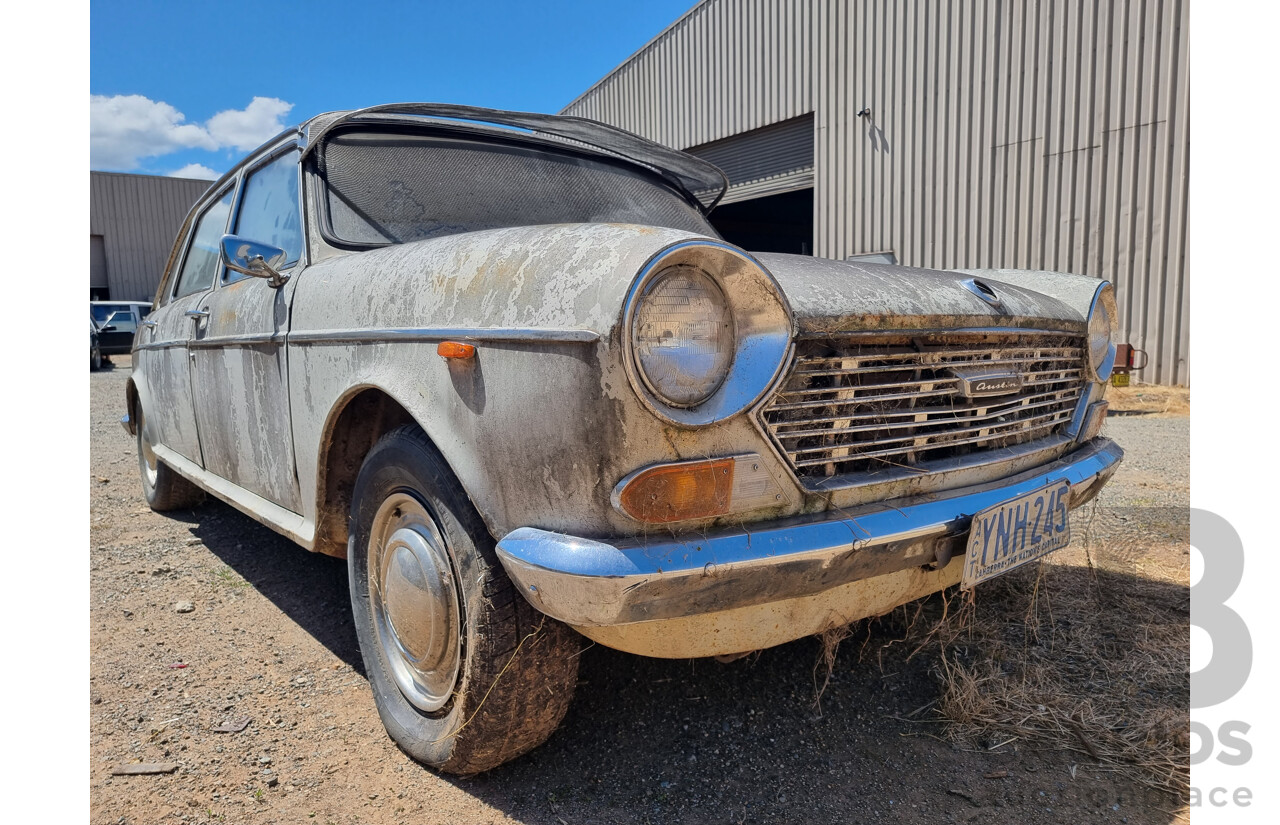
left=348, top=425, right=580, bottom=774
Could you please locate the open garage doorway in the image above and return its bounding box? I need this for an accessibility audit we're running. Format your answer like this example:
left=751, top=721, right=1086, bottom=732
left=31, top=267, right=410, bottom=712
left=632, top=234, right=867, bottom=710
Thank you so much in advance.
left=708, top=187, right=813, bottom=255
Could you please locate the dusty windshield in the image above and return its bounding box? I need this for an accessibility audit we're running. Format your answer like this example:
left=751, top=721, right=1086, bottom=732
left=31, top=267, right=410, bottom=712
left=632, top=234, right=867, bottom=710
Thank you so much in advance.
left=318, top=129, right=718, bottom=246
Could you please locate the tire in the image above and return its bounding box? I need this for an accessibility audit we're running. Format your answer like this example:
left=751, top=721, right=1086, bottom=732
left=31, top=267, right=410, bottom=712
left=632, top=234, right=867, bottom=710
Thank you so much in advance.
left=348, top=425, right=580, bottom=774
left=91, top=343, right=102, bottom=371
left=136, top=405, right=205, bottom=511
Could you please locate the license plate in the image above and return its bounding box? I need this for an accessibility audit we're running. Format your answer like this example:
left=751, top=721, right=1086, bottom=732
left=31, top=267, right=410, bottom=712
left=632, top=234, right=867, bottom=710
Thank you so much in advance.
left=1111, top=372, right=1131, bottom=387
left=961, top=480, right=1072, bottom=589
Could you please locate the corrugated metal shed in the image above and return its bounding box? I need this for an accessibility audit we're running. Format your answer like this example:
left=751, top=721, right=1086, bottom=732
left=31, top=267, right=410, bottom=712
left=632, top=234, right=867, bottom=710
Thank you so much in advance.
left=89, top=172, right=211, bottom=302
left=563, top=0, right=1189, bottom=385
left=687, top=113, right=815, bottom=204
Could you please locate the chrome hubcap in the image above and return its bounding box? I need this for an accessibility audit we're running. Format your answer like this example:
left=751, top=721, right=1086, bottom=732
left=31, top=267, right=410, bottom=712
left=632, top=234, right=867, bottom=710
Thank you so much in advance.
left=138, top=409, right=158, bottom=488
left=368, top=493, right=461, bottom=712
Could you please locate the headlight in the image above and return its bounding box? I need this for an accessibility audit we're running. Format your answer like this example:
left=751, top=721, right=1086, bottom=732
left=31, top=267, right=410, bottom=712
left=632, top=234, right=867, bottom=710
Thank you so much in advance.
left=632, top=265, right=734, bottom=406
left=1087, top=282, right=1118, bottom=380
left=623, top=241, right=793, bottom=427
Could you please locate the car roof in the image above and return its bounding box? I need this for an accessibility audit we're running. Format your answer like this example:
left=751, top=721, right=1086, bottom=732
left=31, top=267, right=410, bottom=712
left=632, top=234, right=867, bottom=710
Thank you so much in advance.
left=198, top=103, right=730, bottom=213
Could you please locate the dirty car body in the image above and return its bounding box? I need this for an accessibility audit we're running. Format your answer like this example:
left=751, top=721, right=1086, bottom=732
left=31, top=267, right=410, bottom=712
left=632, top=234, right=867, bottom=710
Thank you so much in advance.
left=124, top=103, right=1122, bottom=773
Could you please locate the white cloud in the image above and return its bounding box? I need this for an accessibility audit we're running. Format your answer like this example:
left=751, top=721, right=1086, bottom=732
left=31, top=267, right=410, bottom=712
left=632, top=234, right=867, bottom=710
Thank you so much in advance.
left=168, top=163, right=220, bottom=181
left=90, top=95, right=295, bottom=171
left=206, top=97, right=294, bottom=151
left=90, top=94, right=216, bottom=169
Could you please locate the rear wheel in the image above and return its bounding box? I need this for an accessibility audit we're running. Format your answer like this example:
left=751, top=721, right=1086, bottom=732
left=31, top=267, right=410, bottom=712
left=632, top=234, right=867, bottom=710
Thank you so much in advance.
left=136, top=406, right=205, bottom=511
left=91, top=342, right=102, bottom=371
left=348, top=425, right=580, bottom=774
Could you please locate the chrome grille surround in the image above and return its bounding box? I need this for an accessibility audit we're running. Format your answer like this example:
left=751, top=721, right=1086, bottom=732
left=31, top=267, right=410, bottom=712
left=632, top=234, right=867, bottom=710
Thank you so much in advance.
left=758, top=331, right=1088, bottom=487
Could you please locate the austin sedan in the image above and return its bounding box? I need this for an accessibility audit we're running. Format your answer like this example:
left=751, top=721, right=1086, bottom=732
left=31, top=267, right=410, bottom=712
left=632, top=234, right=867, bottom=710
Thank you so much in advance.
left=123, top=103, right=1122, bottom=774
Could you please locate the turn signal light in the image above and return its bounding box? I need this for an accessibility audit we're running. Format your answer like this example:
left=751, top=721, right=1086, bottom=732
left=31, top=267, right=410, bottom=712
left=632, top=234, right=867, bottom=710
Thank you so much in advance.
left=616, top=458, right=735, bottom=523
left=437, top=341, right=476, bottom=360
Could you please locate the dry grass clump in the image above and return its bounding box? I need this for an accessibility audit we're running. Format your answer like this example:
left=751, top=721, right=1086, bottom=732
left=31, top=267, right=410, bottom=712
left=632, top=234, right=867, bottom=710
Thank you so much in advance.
left=1107, top=383, right=1190, bottom=417
left=904, top=562, right=1189, bottom=797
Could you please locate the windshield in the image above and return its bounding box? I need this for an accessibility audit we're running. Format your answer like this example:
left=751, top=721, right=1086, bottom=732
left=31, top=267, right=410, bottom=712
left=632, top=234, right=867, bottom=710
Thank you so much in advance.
left=318, top=129, right=718, bottom=247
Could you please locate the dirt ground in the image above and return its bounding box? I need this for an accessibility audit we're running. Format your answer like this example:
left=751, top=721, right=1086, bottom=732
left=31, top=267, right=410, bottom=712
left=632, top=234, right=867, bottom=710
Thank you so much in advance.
left=90, top=360, right=1189, bottom=824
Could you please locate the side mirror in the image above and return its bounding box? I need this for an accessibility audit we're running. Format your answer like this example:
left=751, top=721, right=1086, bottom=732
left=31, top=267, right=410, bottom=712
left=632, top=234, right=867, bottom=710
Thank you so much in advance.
left=220, top=235, right=290, bottom=288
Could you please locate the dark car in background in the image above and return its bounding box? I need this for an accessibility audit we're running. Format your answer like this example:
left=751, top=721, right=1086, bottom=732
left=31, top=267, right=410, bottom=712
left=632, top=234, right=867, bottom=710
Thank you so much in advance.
left=90, top=320, right=102, bottom=371
left=91, top=301, right=152, bottom=359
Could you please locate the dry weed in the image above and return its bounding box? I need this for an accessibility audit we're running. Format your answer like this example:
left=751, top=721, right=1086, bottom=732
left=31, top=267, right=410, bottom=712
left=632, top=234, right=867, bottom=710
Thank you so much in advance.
left=811, top=623, right=852, bottom=715
left=914, top=563, right=1189, bottom=798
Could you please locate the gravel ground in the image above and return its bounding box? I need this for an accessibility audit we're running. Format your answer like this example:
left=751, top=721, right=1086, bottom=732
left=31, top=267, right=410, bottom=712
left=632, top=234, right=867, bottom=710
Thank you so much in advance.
left=90, top=359, right=1188, bottom=824
left=1095, top=416, right=1190, bottom=509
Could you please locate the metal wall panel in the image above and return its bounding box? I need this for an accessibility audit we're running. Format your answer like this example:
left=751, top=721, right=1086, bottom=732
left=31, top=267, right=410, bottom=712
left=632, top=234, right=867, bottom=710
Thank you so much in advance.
left=686, top=113, right=814, bottom=203
left=562, top=0, right=1189, bottom=384
left=90, top=235, right=108, bottom=289
left=89, top=172, right=211, bottom=301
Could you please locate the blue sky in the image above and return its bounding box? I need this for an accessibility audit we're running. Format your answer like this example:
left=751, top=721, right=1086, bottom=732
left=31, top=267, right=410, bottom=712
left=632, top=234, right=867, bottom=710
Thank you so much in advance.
left=90, top=0, right=697, bottom=180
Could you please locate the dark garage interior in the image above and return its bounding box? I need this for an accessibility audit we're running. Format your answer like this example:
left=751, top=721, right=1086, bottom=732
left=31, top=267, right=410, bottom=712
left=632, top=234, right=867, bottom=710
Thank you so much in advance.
left=708, top=187, right=813, bottom=255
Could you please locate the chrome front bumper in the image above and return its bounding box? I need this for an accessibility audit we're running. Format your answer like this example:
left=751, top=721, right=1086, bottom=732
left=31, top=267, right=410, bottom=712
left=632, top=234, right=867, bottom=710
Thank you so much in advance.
left=496, top=438, right=1123, bottom=628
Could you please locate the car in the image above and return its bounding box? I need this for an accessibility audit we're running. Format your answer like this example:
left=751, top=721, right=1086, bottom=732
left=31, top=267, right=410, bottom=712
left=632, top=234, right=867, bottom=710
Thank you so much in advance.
left=90, top=320, right=102, bottom=371
left=91, top=301, right=153, bottom=358
left=122, top=103, right=1123, bottom=774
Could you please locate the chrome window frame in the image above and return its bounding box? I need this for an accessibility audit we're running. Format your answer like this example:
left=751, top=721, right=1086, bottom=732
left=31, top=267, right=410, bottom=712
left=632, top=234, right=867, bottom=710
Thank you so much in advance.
left=222, top=141, right=307, bottom=286
left=169, top=184, right=238, bottom=302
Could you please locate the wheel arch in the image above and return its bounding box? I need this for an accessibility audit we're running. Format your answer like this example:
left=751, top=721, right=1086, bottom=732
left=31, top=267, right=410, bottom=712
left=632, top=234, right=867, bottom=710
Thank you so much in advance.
left=123, top=378, right=139, bottom=436
left=311, top=384, right=486, bottom=559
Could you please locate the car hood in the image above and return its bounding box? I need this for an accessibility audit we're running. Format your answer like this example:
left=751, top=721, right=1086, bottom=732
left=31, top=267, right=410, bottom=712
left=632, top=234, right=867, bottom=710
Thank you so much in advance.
left=297, top=225, right=1090, bottom=341
left=754, top=253, right=1086, bottom=335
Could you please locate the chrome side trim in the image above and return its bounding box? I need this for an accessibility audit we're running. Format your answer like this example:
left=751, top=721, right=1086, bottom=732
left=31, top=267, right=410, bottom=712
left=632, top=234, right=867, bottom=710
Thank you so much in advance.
left=135, top=341, right=189, bottom=352
left=150, top=442, right=313, bottom=548
left=496, top=438, right=1122, bottom=627
left=188, top=333, right=284, bottom=349
left=288, top=327, right=601, bottom=345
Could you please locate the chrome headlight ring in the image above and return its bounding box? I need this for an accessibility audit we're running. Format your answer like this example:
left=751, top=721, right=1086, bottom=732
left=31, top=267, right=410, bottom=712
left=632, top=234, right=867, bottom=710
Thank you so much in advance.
left=1086, top=281, right=1118, bottom=382
left=622, top=241, right=794, bottom=428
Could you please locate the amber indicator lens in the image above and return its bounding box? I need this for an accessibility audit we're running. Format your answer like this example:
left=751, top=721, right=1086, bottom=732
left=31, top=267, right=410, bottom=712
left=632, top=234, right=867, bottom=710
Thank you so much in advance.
left=618, top=458, right=735, bottom=523
left=437, top=341, right=476, bottom=359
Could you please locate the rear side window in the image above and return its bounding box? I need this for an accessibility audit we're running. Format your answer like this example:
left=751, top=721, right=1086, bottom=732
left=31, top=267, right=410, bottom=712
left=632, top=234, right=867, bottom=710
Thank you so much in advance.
left=174, top=190, right=235, bottom=299
left=230, top=151, right=303, bottom=280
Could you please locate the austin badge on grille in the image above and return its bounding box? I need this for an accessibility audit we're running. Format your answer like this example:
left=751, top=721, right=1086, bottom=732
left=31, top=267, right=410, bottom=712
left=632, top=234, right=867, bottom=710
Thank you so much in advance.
left=950, top=367, right=1024, bottom=398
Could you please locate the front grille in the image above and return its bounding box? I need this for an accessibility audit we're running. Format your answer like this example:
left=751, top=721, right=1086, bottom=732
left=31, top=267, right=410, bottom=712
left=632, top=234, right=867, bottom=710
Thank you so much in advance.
left=760, top=332, right=1086, bottom=483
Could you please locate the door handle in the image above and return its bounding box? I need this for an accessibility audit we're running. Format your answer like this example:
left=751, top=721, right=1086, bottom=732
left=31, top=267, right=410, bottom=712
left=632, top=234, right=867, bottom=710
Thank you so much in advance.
left=185, top=309, right=210, bottom=320
left=142, top=320, right=158, bottom=328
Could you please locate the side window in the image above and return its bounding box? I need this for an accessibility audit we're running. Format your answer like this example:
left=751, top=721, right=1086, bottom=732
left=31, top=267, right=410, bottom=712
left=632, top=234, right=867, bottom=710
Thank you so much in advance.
left=229, top=151, right=302, bottom=283
left=174, top=190, right=235, bottom=299
left=104, top=310, right=137, bottom=334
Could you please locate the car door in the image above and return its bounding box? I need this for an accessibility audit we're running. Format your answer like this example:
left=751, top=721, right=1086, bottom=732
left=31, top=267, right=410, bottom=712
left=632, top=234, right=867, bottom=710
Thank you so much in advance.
left=95, top=306, right=132, bottom=354
left=189, top=147, right=305, bottom=512
left=137, top=187, right=236, bottom=467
